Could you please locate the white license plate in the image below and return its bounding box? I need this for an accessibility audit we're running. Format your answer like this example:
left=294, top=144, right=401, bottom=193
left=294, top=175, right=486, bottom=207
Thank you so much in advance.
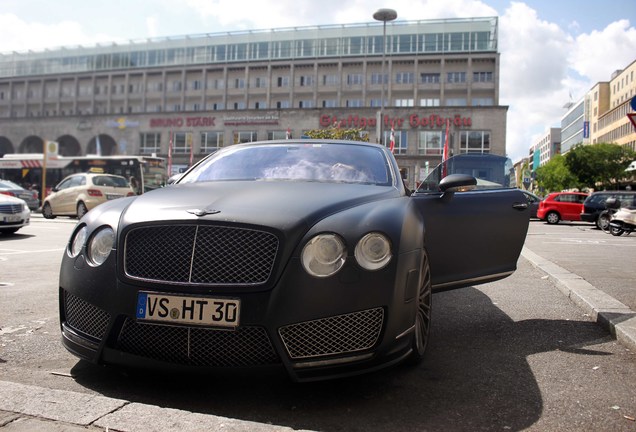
left=106, top=194, right=123, bottom=200
left=3, top=215, right=21, bottom=223
left=136, top=292, right=240, bottom=327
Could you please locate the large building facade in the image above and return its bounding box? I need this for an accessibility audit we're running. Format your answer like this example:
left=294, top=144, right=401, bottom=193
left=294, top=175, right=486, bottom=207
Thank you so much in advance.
left=0, top=17, right=506, bottom=185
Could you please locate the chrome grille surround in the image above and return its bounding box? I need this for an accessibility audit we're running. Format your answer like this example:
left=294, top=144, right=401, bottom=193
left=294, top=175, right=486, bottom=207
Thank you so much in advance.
left=278, top=308, right=384, bottom=360
left=117, top=319, right=280, bottom=367
left=124, top=224, right=279, bottom=285
left=63, top=290, right=111, bottom=340
left=0, top=204, right=23, bottom=214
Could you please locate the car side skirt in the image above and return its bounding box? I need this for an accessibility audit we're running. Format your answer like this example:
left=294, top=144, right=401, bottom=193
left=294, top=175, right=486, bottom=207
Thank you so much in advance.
left=432, top=270, right=514, bottom=292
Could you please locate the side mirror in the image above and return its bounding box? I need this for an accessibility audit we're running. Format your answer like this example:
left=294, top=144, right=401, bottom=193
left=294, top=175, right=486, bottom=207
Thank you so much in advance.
left=439, top=174, right=477, bottom=193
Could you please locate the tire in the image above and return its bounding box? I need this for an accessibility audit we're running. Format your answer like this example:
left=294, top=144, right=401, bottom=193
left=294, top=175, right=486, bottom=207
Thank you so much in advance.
left=610, top=226, right=625, bottom=236
left=546, top=211, right=560, bottom=224
left=42, top=202, right=56, bottom=219
left=598, top=211, right=611, bottom=233
left=76, top=202, right=88, bottom=219
left=408, top=250, right=432, bottom=364
left=0, top=228, right=19, bottom=235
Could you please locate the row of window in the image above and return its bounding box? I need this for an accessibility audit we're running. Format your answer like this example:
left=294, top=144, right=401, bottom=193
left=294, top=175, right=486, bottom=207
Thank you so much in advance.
left=4, top=97, right=495, bottom=118
left=0, top=71, right=493, bottom=100
left=138, top=130, right=491, bottom=156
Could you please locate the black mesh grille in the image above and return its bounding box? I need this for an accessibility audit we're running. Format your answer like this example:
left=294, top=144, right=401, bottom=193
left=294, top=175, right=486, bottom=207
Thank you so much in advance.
left=117, top=320, right=280, bottom=367
left=124, top=224, right=279, bottom=285
left=64, top=291, right=111, bottom=340
left=278, top=308, right=384, bottom=360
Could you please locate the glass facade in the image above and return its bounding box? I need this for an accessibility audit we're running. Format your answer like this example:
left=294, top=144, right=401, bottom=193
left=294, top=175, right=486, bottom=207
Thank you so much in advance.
left=0, top=17, right=498, bottom=78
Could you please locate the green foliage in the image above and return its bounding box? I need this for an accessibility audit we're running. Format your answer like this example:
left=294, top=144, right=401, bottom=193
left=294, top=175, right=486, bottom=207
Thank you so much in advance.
left=303, top=125, right=370, bottom=142
left=535, top=154, right=578, bottom=193
left=564, top=143, right=636, bottom=190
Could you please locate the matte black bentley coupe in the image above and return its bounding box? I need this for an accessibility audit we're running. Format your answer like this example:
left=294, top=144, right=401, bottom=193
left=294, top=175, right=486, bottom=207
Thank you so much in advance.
left=59, top=140, right=529, bottom=382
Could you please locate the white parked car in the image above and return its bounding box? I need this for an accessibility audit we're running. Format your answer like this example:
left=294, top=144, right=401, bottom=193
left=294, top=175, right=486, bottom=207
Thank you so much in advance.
left=0, top=194, right=30, bottom=235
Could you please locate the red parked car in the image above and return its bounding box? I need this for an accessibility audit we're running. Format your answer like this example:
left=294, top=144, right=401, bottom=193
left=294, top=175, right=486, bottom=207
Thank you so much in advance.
left=537, top=192, right=589, bottom=224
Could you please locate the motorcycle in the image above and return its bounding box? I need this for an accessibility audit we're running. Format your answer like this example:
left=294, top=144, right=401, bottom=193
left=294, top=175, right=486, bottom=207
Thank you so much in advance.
left=609, top=205, right=636, bottom=236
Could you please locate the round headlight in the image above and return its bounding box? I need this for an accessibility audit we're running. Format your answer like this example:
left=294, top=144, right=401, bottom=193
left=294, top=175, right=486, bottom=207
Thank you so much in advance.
left=354, top=232, right=392, bottom=270
left=87, top=227, right=115, bottom=266
left=301, top=233, right=346, bottom=278
left=69, top=226, right=87, bottom=257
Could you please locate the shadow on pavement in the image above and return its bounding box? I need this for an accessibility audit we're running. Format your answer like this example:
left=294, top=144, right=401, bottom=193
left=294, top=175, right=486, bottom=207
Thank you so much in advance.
left=70, top=287, right=613, bottom=432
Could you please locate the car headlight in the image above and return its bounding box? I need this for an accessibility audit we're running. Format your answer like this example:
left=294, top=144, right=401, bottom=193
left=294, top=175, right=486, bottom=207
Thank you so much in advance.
left=87, top=227, right=115, bottom=266
left=69, top=226, right=87, bottom=258
left=301, top=233, right=346, bottom=277
left=354, top=232, right=392, bottom=271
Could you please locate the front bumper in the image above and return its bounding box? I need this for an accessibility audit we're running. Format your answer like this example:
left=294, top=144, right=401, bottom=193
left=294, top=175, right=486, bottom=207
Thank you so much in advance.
left=60, top=251, right=421, bottom=382
left=580, top=212, right=598, bottom=223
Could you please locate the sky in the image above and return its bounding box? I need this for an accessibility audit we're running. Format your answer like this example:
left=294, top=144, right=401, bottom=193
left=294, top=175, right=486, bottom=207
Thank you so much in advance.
left=1, top=0, right=635, bottom=163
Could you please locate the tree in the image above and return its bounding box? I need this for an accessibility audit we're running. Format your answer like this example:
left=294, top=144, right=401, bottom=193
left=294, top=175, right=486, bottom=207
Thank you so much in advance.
left=564, top=143, right=636, bottom=190
left=535, top=155, right=578, bottom=193
left=303, top=124, right=370, bottom=142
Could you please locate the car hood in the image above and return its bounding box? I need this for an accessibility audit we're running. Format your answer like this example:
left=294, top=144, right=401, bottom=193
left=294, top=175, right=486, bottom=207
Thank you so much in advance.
left=120, top=181, right=399, bottom=231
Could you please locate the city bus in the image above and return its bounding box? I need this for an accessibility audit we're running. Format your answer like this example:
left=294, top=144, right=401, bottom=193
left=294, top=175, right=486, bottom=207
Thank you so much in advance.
left=0, top=154, right=167, bottom=198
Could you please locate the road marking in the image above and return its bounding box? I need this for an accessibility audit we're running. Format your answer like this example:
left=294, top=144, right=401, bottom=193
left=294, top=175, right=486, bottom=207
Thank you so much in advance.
left=0, top=248, right=65, bottom=255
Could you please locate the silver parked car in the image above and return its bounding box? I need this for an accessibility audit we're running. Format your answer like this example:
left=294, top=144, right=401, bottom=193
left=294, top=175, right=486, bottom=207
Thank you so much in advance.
left=0, top=194, right=30, bottom=235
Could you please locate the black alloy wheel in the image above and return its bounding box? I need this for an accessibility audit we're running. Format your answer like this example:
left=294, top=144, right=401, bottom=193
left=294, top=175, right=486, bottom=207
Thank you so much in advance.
left=408, top=250, right=432, bottom=364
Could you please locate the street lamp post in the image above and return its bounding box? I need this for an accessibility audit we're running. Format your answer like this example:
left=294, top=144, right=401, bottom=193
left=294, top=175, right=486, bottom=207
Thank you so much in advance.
left=373, top=8, right=397, bottom=145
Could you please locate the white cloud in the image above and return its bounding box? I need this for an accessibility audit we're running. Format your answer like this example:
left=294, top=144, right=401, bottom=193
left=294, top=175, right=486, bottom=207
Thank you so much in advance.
left=570, top=20, right=636, bottom=83
left=0, top=13, right=121, bottom=52
left=497, top=3, right=636, bottom=161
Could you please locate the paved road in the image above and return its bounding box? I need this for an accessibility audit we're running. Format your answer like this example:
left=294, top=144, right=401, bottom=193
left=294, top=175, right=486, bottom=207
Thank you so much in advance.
left=0, top=216, right=635, bottom=431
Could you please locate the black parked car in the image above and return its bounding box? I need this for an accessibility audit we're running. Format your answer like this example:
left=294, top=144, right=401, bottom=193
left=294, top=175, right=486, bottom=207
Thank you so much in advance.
left=59, top=140, right=529, bottom=382
left=581, top=191, right=636, bottom=229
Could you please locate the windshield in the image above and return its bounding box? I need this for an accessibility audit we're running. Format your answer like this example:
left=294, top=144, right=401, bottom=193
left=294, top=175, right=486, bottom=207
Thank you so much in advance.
left=180, top=142, right=393, bottom=186
left=417, top=154, right=514, bottom=192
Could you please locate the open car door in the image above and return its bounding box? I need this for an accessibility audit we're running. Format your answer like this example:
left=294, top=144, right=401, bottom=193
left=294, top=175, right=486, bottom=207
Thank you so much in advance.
left=411, top=154, right=530, bottom=291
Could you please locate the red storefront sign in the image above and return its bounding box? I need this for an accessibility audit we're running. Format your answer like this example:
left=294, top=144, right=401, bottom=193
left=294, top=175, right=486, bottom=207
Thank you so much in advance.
left=319, top=113, right=472, bottom=129
left=150, top=117, right=216, bottom=128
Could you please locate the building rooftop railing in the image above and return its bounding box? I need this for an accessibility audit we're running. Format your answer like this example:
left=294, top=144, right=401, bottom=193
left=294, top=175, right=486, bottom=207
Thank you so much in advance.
left=0, top=17, right=498, bottom=78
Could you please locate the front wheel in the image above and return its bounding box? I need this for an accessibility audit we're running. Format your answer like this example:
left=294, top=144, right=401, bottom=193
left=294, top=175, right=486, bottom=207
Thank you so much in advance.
left=408, top=251, right=432, bottom=364
left=546, top=211, right=560, bottom=224
left=76, top=202, right=88, bottom=219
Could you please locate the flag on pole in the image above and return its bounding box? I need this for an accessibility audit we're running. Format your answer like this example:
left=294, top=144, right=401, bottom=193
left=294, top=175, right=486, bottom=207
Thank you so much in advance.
left=95, top=135, right=102, bottom=156
left=188, top=134, right=194, bottom=167
left=442, top=119, right=450, bottom=178
left=167, top=131, right=173, bottom=176
left=442, top=119, right=450, bottom=162
left=389, top=126, right=395, bottom=153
